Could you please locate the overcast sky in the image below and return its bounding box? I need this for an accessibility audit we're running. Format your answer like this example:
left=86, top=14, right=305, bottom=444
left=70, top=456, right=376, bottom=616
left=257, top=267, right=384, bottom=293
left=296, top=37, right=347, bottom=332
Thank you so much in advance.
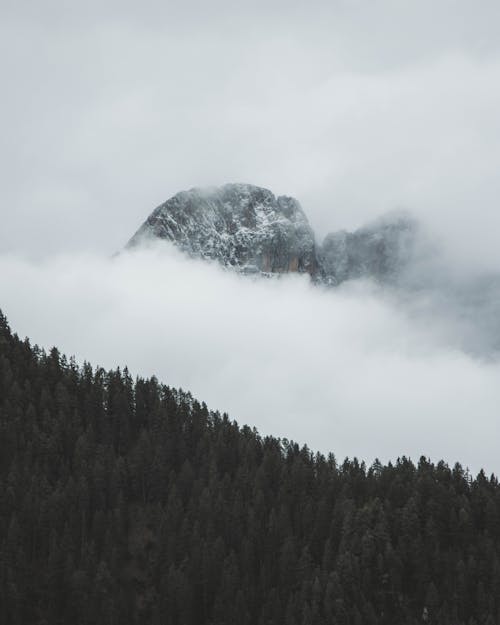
left=1, top=1, right=500, bottom=473
left=2, top=0, right=500, bottom=262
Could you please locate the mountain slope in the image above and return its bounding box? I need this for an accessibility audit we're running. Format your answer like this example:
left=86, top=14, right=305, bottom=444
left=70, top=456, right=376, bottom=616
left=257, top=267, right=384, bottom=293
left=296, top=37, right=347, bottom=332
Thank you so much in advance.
left=1, top=310, right=500, bottom=625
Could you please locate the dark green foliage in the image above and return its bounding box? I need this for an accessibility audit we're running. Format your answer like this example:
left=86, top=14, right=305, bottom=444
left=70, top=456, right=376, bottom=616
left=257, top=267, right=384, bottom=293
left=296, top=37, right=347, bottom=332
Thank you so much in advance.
left=1, top=311, right=500, bottom=624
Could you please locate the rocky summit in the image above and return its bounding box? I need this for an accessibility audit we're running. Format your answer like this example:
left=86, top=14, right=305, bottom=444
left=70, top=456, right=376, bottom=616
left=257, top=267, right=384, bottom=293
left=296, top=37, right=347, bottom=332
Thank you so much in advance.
left=127, top=184, right=317, bottom=275
left=127, top=183, right=419, bottom=284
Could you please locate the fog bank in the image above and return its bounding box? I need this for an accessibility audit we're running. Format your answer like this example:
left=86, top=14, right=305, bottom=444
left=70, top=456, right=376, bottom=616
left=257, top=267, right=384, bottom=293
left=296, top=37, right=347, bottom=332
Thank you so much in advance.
left=1, top=244, right=499, bottom=475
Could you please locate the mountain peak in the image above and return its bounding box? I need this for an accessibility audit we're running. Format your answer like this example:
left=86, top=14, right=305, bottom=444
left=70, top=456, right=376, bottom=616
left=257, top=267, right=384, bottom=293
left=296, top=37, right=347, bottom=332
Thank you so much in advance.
left=127, top=183, right=318, bottom=275
left=127, top=183, right=421, bottom=284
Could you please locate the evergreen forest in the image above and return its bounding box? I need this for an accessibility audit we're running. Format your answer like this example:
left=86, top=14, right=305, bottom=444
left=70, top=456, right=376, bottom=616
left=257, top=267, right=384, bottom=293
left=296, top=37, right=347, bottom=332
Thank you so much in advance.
left=1, top=310, right=500, bottom=625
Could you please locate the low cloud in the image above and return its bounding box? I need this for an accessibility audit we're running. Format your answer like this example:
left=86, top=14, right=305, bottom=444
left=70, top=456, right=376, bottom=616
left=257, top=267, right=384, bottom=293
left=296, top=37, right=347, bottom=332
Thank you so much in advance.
left=1, top=243, right=499, bottom=475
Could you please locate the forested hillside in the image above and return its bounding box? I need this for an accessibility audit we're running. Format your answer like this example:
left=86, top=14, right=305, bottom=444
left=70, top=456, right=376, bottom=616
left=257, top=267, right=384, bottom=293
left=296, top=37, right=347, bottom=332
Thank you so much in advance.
left=1, top=310, right=500, bottom=625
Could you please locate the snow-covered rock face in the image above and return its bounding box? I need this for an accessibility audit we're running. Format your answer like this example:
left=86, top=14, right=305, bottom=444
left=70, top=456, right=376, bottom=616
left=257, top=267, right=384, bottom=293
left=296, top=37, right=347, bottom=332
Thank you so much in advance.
left=128, top=184, right=318, bottom=275
left=127, top=184, right=420, bottom=284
